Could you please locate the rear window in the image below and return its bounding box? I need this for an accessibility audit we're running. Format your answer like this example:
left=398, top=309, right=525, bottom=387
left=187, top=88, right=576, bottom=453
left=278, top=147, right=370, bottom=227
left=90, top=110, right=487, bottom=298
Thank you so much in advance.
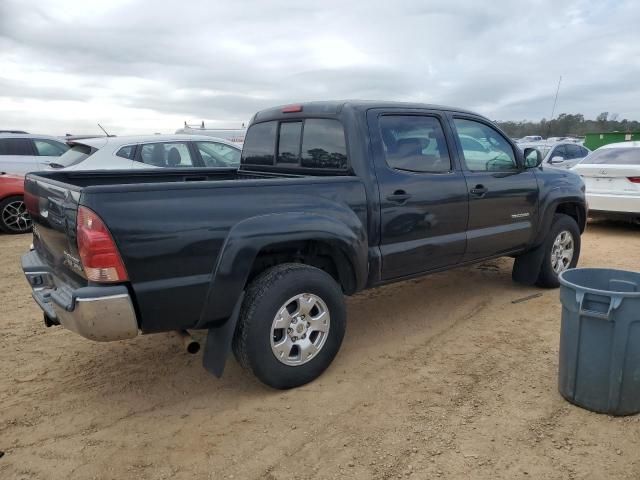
left=582, top=148, right=640, bottom=165
left=242, top=121, right=277, bottom=165
left=0, top=138, right=33, bottom=156
left=242, top=118, right=348, bottom=170
left=50, top=144, right=94, bottom=168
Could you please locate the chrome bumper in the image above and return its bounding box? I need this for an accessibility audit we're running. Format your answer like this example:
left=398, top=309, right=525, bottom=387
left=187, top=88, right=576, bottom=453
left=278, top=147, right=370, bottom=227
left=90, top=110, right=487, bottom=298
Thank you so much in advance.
left=22, top=250, right=139, bottom=342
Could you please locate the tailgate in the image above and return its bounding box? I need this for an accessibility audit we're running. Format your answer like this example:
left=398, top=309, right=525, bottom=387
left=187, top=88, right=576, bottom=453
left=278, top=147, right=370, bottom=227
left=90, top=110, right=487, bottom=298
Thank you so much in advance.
left=24, top=174, right=85, bottom=282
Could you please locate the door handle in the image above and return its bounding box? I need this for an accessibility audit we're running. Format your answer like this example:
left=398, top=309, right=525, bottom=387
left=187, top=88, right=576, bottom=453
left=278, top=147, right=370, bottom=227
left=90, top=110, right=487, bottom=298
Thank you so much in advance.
left=387, top=190, right=412, bottom=203
left=470, top=184, right=488, bottom=196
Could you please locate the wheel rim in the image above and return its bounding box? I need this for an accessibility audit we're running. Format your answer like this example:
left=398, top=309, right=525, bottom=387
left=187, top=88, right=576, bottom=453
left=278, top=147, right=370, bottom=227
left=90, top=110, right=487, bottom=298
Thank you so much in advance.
left=270, top=293, right=331, bottom=366
left=551, top=230, right=574, bottom=274
left=2, top=199, right=32, bottom=233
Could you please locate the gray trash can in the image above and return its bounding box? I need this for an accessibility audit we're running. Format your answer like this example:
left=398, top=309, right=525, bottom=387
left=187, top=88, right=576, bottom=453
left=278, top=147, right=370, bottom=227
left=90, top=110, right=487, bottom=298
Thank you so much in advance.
left=558, top=268, right=640, bottom=416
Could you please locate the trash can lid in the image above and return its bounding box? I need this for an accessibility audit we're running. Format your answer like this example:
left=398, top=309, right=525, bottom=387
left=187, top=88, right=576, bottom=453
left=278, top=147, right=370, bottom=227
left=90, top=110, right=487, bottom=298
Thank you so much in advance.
left=559, top=268, right=640, bottom=297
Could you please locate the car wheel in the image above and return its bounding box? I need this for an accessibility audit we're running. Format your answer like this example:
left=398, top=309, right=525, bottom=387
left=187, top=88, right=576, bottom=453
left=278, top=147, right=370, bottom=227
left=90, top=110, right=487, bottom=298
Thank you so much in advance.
left=535, top=213, right=581, bottom=288
left=0, top=195, right=32, bottom=234
left=232, top=263, right=346, bottom=389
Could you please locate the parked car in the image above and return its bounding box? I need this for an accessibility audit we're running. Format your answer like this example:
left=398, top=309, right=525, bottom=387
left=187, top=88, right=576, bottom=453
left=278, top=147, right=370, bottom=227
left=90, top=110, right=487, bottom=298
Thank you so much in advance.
left=572, top=141, right=640, bottom=223
left=53, top=134, right=241, bottom=170
left=518, top=135, right=543, bottom=143
left=518, top=142, right=590, bottom=169
left=21, top=101, right=587, bottom=389
left=0, top=133, right=69, bottom=175
left=0, top=174, right=30, bottom=234
left=175, top=123, right=246, bottom=145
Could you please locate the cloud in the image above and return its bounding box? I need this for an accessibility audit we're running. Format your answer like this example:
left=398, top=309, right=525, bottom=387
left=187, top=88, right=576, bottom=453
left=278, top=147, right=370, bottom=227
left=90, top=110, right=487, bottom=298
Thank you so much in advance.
left=1, top=0, right=639, bottom=134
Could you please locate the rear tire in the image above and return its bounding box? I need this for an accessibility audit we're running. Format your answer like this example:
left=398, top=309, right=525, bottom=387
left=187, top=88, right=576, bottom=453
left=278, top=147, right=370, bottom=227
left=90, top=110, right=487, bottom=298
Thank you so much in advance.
left=0, top=195, right=32, bottom=234
left=535, top=213, right=581, bottom=288
left=232, top=263, right=346, bottom=389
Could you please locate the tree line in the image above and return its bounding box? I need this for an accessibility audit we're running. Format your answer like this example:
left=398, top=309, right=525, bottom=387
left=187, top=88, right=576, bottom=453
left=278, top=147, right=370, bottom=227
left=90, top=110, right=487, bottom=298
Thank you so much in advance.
left=495, top=113, right=640, bottom=139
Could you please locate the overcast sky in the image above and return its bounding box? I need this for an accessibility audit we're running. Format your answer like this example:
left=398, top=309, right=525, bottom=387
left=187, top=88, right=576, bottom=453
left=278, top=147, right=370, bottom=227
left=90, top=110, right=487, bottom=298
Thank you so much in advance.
left=1, top=0, right=638, bottom=135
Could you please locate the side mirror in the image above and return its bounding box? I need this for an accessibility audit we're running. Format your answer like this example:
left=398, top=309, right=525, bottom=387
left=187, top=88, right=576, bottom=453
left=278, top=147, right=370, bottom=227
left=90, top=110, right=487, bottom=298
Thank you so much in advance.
left=523, top=148, right=542, bottom=168
left=550, top=155, right=565, bottom=164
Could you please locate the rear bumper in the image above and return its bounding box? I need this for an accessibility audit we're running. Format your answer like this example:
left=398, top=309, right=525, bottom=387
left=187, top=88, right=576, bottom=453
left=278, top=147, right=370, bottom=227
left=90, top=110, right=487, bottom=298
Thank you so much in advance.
left=586, top=193, right=640, bottom=215
left=22, top=250, right=139, bottom=341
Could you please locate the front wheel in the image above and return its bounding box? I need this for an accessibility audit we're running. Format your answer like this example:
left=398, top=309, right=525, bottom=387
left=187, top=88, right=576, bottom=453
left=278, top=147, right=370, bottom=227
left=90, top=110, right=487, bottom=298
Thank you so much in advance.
left=535, top=213, right=581, bottom=288
left=232, top=263, right=346, bottom=389
left=0, top=195, right=32, bottom=234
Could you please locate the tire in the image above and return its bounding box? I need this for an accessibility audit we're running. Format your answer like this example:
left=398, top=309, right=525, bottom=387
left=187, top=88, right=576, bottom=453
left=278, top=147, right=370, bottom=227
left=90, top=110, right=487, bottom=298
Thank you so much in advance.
left=0, top=195, right=32, bottom=234
left=535, top=213, right=581, bottom=288
left=232, top=263, right=346, bottom=389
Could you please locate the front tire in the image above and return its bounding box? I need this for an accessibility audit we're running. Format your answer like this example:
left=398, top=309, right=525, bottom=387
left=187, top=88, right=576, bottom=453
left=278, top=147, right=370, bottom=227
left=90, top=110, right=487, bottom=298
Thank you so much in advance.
left=232, top=263, right=346, bottom=389
left=535, top=213, right=581, bottom=288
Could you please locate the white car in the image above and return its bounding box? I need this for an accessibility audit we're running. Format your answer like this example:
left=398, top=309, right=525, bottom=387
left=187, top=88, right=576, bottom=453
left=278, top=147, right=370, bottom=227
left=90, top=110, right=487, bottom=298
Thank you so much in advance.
left=572, top=141, right=640, bottom=223
left=0, top=133, right=69, bottom=175
left=518, top=142, right=590, bottom=169
left=54, top=134, right=241, bottom=171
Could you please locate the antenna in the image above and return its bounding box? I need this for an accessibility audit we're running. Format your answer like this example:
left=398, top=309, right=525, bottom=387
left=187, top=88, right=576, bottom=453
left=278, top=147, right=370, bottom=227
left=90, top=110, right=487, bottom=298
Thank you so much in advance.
left=550, top=75, right=562, bottom=121
left=547, top=75, right=562, bottom=138
left=97, top=123, right=112, bottom=137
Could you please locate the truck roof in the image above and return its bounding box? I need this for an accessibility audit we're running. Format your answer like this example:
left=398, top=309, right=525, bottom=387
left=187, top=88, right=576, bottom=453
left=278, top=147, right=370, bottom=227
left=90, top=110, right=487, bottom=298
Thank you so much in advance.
left=252, top=100, right=481, bottom=123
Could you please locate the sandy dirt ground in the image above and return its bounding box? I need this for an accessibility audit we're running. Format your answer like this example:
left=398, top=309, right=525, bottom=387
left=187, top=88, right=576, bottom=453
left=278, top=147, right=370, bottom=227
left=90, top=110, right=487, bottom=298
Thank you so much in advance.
left=1, top=220, right=639, bottom=480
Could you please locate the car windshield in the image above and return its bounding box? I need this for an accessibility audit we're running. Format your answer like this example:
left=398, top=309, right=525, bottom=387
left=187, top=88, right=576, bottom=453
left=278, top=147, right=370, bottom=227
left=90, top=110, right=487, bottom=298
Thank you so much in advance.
left=581, top=147, right=640, bottom=165
left=50, top=144, right=94, bottom=168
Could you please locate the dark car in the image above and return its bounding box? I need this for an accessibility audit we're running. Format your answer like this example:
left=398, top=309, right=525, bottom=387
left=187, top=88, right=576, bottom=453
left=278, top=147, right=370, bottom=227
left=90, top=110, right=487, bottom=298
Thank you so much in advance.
left=21, top=101, right=587, bottom=389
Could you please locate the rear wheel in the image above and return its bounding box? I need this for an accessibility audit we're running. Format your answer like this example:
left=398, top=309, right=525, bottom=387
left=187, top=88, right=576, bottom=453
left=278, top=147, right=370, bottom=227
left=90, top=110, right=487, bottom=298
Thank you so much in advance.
left=535, top=213, right=581, bottom=288
left=0, top=195, right=32, bottom=234
left=233, top=263, right=346, bottom=389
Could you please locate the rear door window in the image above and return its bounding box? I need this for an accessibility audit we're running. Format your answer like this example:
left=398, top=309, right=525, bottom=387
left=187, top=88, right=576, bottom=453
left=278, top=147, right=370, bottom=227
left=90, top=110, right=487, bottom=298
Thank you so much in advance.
left=379, top=115, right=451, bottom=173
left=0, top=138, right=33, bottom=156
left=242, top=121, right=277, bottom=165
left=33, top=139, right=68, bottom=156
left=139, top=142, right=194, bottom=167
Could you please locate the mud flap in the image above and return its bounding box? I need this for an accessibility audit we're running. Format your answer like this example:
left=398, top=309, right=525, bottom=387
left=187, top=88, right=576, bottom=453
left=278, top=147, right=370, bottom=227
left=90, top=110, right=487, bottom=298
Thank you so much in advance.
left=202, top=292, right=244, bottom=378
left=512, top=243, right=546, bottom=286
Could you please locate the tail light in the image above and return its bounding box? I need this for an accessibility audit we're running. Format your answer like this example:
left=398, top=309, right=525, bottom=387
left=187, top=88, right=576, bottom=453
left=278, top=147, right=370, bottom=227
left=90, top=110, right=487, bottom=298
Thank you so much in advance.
left=76, top=206, right=128, bottom=282
left=282, top=104, right=303, bottom=113
left=628, top=177, right=640, bottom=184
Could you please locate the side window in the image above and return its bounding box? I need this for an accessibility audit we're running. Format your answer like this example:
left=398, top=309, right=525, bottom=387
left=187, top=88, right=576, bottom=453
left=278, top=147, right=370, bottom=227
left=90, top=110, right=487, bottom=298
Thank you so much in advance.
left=139, top=142, right=194, bottom=167
left=34, top=139, right=68, bottom=156
left=453, top=118, right=517, bottom=171
left=565, top=144, right=583, bottom=159
left=241, top=121, right=277, bottom=165
left=277, top=122, right=302, bottom=164
left=195, top=142, right=241, bottom=167
left=116, top=145, right=135, bottom=160
left=0, top=138, right=33, bottom=156
left=379, top=115, right=451, bottom=173
left=552, top=145, right=567, bottom=159
left=301, top=119, right=347, bottom=169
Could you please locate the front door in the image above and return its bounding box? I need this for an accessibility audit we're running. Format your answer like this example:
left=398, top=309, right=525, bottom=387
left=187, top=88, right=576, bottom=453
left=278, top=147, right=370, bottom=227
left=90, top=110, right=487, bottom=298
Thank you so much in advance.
left=449, top=115, right=539, bottom=262
left=367, top=110, right=469, bottom=280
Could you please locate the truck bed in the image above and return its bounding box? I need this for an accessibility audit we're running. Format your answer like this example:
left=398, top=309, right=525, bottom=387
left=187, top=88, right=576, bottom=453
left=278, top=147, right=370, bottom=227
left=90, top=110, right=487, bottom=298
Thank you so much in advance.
left=24, top=168, right=369, bottom=333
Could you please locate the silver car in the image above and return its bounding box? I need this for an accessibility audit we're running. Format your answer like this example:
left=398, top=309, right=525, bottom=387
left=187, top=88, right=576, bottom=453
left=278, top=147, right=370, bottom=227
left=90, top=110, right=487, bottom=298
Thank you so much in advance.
left=54, top=134, right=241, bottom=171
left=518, top=142, right=590, bottom=169
left=0, top=133, right=69, bottom=175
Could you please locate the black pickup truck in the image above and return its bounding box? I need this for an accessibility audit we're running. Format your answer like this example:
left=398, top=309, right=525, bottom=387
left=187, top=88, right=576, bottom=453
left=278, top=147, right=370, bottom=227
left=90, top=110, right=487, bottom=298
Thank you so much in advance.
left=21, top=101, right=587, bottom=389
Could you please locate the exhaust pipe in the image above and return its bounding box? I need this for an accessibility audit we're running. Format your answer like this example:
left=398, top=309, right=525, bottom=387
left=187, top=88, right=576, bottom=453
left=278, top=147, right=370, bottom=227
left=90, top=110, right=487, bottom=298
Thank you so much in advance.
left=177, top=330, right=200, bottom=354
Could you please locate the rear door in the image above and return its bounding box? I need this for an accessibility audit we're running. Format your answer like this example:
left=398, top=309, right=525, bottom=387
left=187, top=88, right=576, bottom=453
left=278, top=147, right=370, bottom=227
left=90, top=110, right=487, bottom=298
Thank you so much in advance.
left=449, top=115, right=539, bottom=262
left=367, top=109, right=469, bottom=280
left=0, top=138, right=40, bottom=175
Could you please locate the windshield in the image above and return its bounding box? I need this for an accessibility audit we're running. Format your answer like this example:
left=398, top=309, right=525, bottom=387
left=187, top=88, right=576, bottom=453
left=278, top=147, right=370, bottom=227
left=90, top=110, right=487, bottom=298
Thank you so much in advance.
left=581, top=147, right=640, bottom=165
left=50, top=143, right=95, bottom=168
